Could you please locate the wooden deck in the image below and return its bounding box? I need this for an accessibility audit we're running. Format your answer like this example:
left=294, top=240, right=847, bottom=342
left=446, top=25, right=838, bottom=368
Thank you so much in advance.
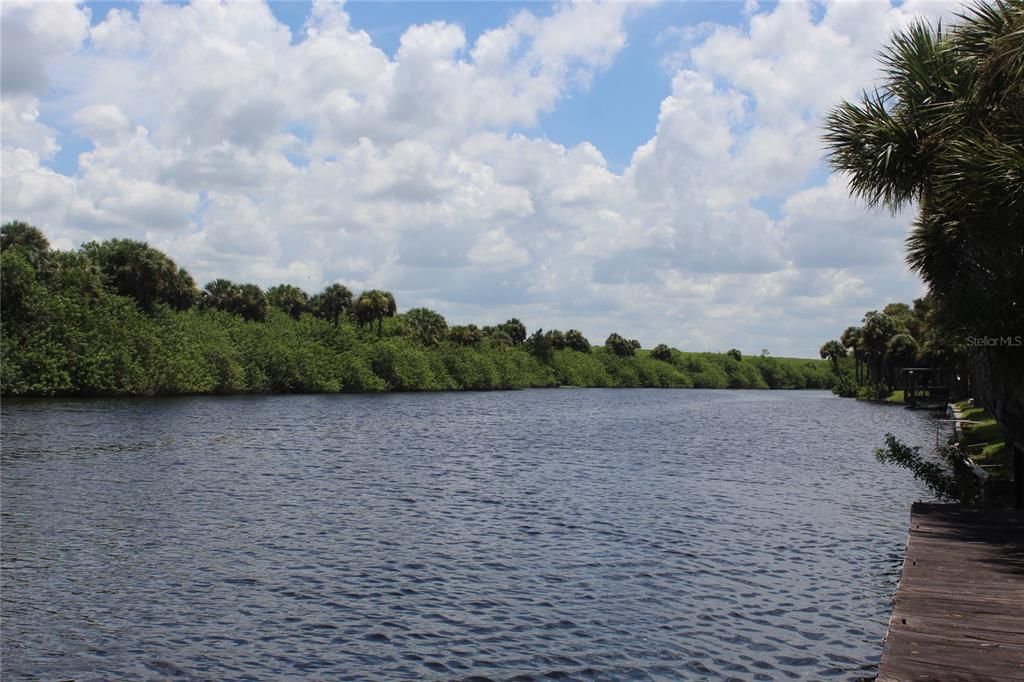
left=877, top=503, right=1024, bottom=681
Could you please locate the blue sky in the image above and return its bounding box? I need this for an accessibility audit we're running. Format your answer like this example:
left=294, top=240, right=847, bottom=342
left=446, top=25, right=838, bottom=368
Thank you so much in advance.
left=3, top=0, right=955, bottom=355
left=60, top=1, right=751, bottom=174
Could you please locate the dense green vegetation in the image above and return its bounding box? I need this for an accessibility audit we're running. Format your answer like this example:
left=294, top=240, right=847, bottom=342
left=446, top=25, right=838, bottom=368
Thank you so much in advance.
left=1, top=223, right=833, bottom=397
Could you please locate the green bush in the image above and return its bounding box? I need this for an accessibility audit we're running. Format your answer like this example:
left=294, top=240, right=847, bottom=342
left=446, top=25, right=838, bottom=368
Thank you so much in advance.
left=371, top=338, right=446, bottom=391
left=551, top=349, right=613, bottom=387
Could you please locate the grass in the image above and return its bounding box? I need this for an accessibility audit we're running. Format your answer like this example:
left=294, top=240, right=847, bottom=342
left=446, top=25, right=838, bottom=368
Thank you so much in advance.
left=954, top=400, right=1011, bottom=481
left=857, top=387, right=903, bottom=403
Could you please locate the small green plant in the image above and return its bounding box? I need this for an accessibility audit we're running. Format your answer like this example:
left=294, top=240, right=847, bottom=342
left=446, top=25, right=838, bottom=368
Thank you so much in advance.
left=875, top=433, right=982, bottom=504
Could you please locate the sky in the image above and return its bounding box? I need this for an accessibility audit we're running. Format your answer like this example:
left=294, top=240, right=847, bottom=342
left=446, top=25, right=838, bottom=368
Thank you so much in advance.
left=1, top=0, right=966, bottom=357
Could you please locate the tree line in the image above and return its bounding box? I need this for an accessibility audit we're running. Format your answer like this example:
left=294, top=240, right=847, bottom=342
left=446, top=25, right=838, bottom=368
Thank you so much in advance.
left=1, top=222, right=833, bottom=397
left=819, top=294, right=965, bottom=399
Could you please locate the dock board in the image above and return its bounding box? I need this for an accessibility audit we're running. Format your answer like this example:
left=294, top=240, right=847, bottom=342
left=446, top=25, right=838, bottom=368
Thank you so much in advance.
left=877, top=503, right=1024, bottom=681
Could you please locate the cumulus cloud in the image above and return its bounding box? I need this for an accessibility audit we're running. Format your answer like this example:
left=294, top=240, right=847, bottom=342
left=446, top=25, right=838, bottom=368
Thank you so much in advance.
left=468, top=227, right=531, bottom=270
left=89, top=8, right=145, bottom=53
left=2, top=147, right=75, bottom=221
left=0, top=0, right=946, bottom=355
left=780, top=175, right=911, bottom=270
left=72, top=104, right=132, bottom=146
left=2, top=95, right=61, bottom=158
left=1, top=1, right=90, bottom=95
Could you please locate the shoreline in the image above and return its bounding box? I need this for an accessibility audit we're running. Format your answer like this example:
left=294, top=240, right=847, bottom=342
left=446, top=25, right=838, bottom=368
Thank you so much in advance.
left=0, top=384, right=839, bottom=401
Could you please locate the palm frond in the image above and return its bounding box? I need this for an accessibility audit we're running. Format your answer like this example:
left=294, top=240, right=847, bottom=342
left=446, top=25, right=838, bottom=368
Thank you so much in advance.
left=827, top=0, right=1024, bottom=340
left=823, top=92, right=927, bottom=210
left=880, top=18, right=959, bottom=109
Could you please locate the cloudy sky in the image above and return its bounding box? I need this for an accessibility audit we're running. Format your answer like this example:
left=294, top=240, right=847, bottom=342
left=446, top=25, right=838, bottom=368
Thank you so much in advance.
left=1, top=0, right=963, bottom=356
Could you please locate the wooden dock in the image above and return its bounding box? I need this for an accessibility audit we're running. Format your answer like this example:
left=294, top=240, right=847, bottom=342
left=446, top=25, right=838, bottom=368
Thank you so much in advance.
left=877, top=503, right=1024, bottom=681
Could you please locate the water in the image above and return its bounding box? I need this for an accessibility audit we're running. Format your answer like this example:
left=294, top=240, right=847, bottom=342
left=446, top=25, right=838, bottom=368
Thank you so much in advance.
left=1, top=389, right=937, bottom=680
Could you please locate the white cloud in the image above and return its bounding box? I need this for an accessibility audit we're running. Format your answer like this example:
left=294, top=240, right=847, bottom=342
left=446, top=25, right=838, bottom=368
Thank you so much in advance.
left=89, top=8, right=144, bottom=53
left=467, top=227, right=531, bottom=270
left=0, top=0, right=948, bottom=355
left=1, top=148, right=74, bottom=225
left=72, top=104, right=132, bottom=146
left=780, top=174, right=911, bottom=270
left=2, top=95, right=61, bottom=158
left=1, top=1, right=90, bottom=95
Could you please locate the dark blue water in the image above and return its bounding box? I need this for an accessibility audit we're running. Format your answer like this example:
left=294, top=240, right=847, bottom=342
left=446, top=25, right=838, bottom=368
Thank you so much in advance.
left=1, top=390, right=936, bottom=680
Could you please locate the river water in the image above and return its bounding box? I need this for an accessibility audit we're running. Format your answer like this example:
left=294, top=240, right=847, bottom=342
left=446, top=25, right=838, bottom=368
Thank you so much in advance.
left=1, top=389, right=937, bottom=680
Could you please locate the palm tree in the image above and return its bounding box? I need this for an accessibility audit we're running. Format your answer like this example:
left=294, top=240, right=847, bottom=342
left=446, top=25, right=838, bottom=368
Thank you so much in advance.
left=860, top=311, right=901, bottom=389
left=565, top=329, right=591, bottom=353
left=544, top=329, right=567, bottom=350
left=267, top=284, right=309, bottom=320
left=498, top=318, right=527, bottom=345
left=819, top=340, right=847, bottom=378
left=605, top=333, right=637, bottom=358
left=201, top=279, right=239, bottom=313
left=1, top=221, right=50, bottom=268
left=651, top=343, right=672, bottom=361
left=311, top=283, right=353, bottom=327
left=355, top=289, right=397, bottom=334
left=887, top=332, right=920, bottom=384
left=82, top=238, right=197, bottom=312
left=200, top=279, right=266, bottom=321
left=235, top=284, right=268, bottom=322
left=825, top=3, right=1023, bottom=340
left=825, top=0, right=1023, bottom=498
left=404, top=307, right=448, bottom=346
left=840, top=326, right=864, bottom=383
left=448, top=324, right=482, bottom=346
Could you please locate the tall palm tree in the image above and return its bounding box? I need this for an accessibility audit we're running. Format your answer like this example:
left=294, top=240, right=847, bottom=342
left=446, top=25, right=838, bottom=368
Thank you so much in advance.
left=824, top=0, right=1023, bottom=451
left=565, top=329, right=592, bottom=354
left=819, top=340, right=847, bottom=378
left=81, top=238, right=197, bottom=312
left=320, top=283, right=354, bottom=327
left=355, top=289, right=397, bottom=334
left=498, top=318, right=527, bottom=345
left=267, top=284, right=309, bottom=320
left=403, top=307, right=448, bottom=346
left=1, top=221, right=50, bottom=268
left=840, top=326, right=864, bottom=383
left=235, top=283, right=268, bottom=322
left=200, top=279, right=267, bottom=321
left=887, top=332, right=919, bottom=380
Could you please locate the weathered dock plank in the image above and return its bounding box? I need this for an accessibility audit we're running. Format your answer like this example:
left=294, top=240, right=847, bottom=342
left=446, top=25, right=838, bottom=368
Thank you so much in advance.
left=877, top=503, right=1024, bottom=681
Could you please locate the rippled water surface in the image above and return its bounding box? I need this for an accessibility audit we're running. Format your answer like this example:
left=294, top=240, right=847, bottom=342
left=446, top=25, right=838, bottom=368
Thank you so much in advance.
left=2, top=390, right=938, bottom=680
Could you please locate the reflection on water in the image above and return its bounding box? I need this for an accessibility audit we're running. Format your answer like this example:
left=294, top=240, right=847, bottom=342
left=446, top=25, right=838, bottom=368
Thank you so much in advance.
left=1, top=390, right=934, bottom=680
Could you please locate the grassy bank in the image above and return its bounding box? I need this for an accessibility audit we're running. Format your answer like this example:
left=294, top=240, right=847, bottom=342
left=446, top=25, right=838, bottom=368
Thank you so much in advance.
left=955, top=401, right=1011, bottom=473
left=954, top=400, right=1014, bottom=505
